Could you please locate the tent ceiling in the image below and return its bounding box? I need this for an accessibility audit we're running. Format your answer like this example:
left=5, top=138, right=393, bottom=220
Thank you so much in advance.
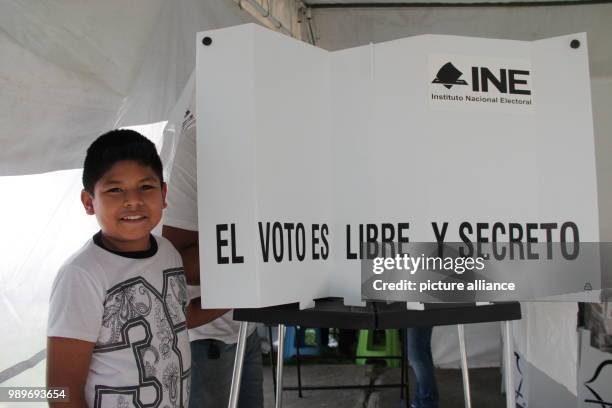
left=0, top=0, right=255, bottom=176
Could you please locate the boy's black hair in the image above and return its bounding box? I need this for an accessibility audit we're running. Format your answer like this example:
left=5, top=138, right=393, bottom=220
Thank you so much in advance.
left=82, top=129, right=163, bottom=194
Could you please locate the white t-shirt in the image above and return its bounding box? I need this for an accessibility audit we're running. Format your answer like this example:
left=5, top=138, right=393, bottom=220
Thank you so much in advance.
left=47, top=233, right=190, bottom=408
left=164, top=91, right=256, bottom=344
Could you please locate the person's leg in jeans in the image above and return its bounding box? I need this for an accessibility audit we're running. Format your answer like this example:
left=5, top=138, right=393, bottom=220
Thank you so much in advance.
left=407, top=326, right=439, bottom=408
left=238, top=331, right=264, bottom=407
left=188, top=331, right=263, bottom=408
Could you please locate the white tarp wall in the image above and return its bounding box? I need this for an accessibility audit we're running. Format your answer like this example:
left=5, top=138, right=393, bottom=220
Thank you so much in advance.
left=0, top=0, right=255, bottom=176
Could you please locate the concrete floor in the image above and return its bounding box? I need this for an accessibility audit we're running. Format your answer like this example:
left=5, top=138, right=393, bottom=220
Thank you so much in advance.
left=262, top=364, right=507, bottom=408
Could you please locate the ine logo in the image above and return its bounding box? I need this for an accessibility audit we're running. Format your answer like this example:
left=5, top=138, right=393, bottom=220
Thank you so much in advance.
left=432, top=62, right=468, bottom=89
left=432, top=61, right=532, bottom=95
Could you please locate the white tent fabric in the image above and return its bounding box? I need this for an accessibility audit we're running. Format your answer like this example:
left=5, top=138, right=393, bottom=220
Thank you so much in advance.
left=513, top=302, right=580, bottom=395
left=0, top=0, right=253, bottom=176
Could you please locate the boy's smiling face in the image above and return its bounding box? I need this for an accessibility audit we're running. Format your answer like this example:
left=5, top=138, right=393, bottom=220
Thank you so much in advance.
left=81, top=160, right=167, bottom=252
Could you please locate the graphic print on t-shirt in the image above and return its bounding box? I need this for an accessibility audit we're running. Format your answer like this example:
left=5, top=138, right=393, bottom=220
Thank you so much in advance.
left=92, top=268, right=189, bottom=408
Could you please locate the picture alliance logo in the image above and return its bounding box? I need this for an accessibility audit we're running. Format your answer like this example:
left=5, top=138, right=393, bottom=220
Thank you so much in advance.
left=432, top=62, right=531, bottom=95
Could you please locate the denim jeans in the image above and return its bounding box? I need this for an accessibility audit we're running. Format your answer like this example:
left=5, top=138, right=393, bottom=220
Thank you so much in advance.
left=189, top=331, right=263, bottom=408
left=407, top=327, right=439, bottom=408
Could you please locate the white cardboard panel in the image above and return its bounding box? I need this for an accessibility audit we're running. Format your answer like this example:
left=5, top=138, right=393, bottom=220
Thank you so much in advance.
left=196, top=24, right=599, bottom=308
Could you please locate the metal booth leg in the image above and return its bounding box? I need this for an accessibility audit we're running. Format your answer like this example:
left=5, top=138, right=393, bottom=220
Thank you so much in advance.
left=503, top=321, right=516, bottom=408
left=400, top=328, right=405, bottom=400
left=228, top=322, right=249, bottom=408
left=402, top=328, right=409, bottom=408
left=296, top=326, right=303, bottom=397
left=457, top=324, right=472, bottom=408
left=268, top=325, right=277, bottom=398
left=276, top=324, right=286, bottom=408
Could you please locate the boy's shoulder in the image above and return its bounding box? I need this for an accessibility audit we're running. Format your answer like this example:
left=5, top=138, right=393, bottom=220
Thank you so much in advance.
left=153, top=233, right=182, bottom=262
left=59, top=237, right=103, bottom=275
left=53, top=238, right=108, bottom=291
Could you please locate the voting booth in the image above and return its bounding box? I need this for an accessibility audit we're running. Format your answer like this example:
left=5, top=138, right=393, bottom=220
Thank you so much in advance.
left=190, top=24, right=606, bottom=408
left=195, top=24, right=600, bottom=309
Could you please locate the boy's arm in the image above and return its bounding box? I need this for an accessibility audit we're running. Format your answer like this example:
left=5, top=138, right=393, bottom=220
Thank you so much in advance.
left=46, top=336, right=95, bottom=407
left=186, top=297, right=230, bottom=328
left=162, top=225, right=200, bottom=285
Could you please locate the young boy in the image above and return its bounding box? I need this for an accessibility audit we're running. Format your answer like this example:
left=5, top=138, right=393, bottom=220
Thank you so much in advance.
left=46, top=129, right=225, bottom=407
